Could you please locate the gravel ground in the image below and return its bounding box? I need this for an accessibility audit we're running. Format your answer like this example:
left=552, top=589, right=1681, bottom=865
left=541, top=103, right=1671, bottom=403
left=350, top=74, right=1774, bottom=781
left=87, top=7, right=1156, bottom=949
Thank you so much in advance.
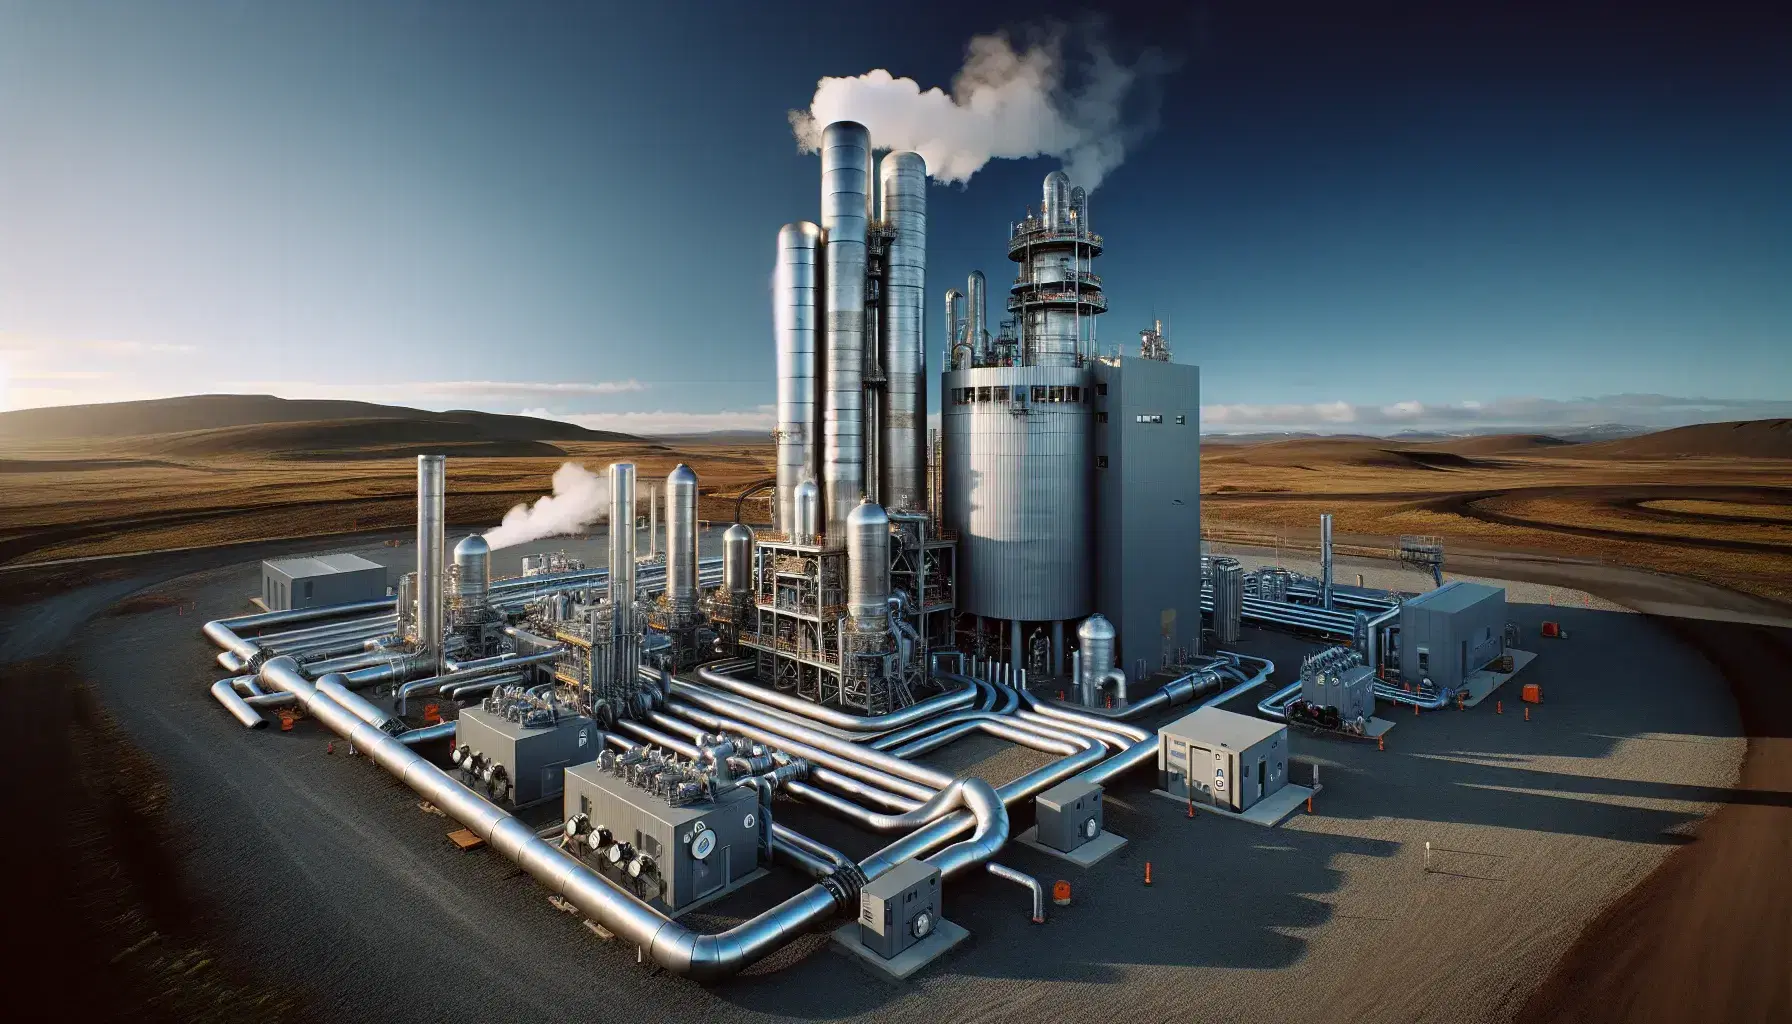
left=55, top=543, right=1746, bottom=1024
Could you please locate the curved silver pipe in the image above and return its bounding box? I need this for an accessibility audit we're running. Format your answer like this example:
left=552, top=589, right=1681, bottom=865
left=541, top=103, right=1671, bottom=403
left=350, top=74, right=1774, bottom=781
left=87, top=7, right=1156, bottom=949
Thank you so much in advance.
left=1375, top=681, right=1453, bottom=709
left=211, top=678, right=266, bottom=729
left=252, top=613, right=396, bottom=646
left=258, top=655, right=1006, bottom=980
left=887, top=717, right=1087, bottom=760
left=338, top=652, right=432, bottom=689
left=617, top=719, right=702, bottom=759
left=1014, top=687, right=1151, bottom=743
left=666, top=698, right=938, bottom=803
left=1013, top=709, right=1133, bottom=752
left=696, top=664, right=976, bottom=732
left=440, top=672, right=526, bottom=701
left=986, top=862, right=1047, bottom=924
left=806, top=765, right=920, bottom=812
left=1256, top=681, right=1302, bottom=720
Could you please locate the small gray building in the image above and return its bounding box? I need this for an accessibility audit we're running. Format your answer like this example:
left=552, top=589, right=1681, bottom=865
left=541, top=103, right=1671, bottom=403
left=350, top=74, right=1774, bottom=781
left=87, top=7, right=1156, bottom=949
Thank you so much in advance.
left=1397, top=581, right=1507, bottom=692
left=261, top=553, right=387, bottom=611
left=1157, top=706, right=1288, bottom=813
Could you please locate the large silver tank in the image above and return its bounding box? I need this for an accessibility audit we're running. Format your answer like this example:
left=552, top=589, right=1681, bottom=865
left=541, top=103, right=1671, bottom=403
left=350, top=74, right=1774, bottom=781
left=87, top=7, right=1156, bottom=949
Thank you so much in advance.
left=1043, top=170, right=1071, bottom=229
left=1213, top=556, right=1244, bottom=644
left=820, top=121, right=871, bottom=544
left=793, top=479, right=821, bottom=545
left=416, top=454, right=445, bottom=674
left=608, top=463, right=636, bottom=628
left=941, top=363, right=1092, bottom=622
left=453, top=534, right=490, bottom=610
left=878, top=151, right=927, bottom=513
left=666, top=464, right=699, bottom=614
left=1077, top=613, right=1116, bottom=680
left=773, top=221, right=822, bottom=532
left=723, top=524, right=753, bottom=595
left=966, top=270, right=987, bottom=358
left=846, top=498, right=890, bottom=629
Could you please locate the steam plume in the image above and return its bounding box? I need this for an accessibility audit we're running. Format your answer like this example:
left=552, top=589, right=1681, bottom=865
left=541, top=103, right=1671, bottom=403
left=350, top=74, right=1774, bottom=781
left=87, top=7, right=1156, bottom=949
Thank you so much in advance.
left=789, top=26, right=1171, bottom=189
left=482, top=462, right=610, bottom=550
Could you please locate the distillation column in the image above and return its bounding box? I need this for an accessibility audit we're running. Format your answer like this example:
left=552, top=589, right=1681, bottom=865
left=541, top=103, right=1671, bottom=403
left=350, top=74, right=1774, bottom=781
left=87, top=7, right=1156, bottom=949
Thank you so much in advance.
left=416, top=454, right=445, bottom=675
left=879, top=151, right=927, bottom=512
left=820, top=121, right=871, bottom=544
left=774, top=222, right=823, bottom=533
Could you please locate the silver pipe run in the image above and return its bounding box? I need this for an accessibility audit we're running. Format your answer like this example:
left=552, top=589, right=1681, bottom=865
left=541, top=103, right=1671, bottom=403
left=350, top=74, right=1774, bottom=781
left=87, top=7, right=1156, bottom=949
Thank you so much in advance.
left=203, top=599, right=395, bottom=663
left=986, top=862, right=1047, bottom=924
left=395, top=650, right=562, bottom=715
left=256, top=655, right=1004, bottom=980
left=608, top=463, right=636, bottom=629
left=696, top=664, right=976, bottom=731
left=820, top=120, right=871, bottom=543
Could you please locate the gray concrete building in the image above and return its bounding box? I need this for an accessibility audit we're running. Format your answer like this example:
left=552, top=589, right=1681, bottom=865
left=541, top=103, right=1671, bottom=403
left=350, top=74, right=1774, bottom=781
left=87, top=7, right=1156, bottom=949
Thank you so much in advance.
left=1397, top=580, right=1508, bottom=691
left=261, top=553, right=387, bottom=611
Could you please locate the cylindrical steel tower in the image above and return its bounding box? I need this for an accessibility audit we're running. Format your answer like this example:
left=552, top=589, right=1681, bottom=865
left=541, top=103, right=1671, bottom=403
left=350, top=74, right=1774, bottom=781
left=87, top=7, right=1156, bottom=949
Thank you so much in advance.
left=723, top=524, right=753, bottom=595
left=416, top=455, right=445, bottom=675
left=966, top=270, right=987, bottom=359
left=666, top=464, right=699, bottom=614
left=1213, top=557, right=1244, bottom=644
left=820, top=121, right=871, bottom=544
left=1008, top=172, right=1106, bottom=367
left=793, top=479, right=821, bottom=545
left=944, top=288, right=965, bottom=354
left=879, top=151, right=927, bottom=513
left=453, top=534, right=489, bottom=610
left=1077, top=613, right=1116, bottom=682
left=608, top=463, right=636, bottom=631
left=846, top=498, right=890, bottom=630
left=774, top=221, right=823, bottom=533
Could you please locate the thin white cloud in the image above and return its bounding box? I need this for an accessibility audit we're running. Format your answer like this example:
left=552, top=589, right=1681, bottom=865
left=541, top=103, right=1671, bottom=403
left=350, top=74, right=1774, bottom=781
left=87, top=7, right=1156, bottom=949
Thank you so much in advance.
left=0, top=333, right=197, bottom=357
left=1203, top=394, right=1792, bottom=434
left=220, top=379, right=647, bottom=402
left=520, top=406, right=776, bottom=436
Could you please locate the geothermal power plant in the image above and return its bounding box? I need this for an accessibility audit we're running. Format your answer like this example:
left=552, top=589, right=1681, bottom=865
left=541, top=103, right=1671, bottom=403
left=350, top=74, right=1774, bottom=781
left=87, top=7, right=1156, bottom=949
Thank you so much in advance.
left=202, top=121, right=1534, bottom=981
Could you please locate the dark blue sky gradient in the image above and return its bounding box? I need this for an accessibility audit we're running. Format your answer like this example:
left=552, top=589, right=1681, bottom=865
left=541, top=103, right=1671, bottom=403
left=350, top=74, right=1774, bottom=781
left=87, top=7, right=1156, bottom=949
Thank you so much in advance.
left=0, top=2, right=1785, bottom=429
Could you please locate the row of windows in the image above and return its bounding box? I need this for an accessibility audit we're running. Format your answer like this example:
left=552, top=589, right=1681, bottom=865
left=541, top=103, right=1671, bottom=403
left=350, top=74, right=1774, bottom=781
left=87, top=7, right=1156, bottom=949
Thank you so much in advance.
left=1135, top=414, right=1188, bottom=424
left=949, top=384, right=1086, bottom=406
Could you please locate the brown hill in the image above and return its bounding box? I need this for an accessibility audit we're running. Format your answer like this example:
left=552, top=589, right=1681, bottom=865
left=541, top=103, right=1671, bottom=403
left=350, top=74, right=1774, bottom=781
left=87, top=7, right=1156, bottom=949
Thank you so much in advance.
left=1566, top=419, right=1792, bottom=460
left=1206, top=435, right=1495, bottom=471
left=0, top=393, right=635, bottom=443
left=130, top=418, right=571, bottom=460
left=1417, top=434, right=1574, bottom=456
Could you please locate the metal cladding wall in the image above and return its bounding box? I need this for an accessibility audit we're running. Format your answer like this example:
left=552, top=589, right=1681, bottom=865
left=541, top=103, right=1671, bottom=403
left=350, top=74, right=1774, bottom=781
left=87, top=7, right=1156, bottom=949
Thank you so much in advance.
left=773, top=222, right=823, bottom=532
left=1397, top=581, right=1507, bottom=691
left=878, top=151, right=927, bottom=513
left=1091, top=358, right=1203, bottom=671
left=941, top=364, right=1092, bottom=621
left=820, top=121, right=871, bottom=544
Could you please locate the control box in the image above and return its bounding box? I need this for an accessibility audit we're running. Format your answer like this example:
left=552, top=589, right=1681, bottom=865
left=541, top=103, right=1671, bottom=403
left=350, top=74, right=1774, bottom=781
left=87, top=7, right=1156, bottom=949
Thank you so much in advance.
left=453, top=706, right=597, bottom=807
left=858, top=860, right=941, bottom=960
left=1035, top=780, right=1103, bottom=853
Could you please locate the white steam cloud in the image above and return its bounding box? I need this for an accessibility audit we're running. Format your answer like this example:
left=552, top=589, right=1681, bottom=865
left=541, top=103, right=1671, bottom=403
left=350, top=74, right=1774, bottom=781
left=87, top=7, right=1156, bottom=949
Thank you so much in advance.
left=482, top=462, right=611, bottom=550
left=789, top=27, right=1171, bottom=189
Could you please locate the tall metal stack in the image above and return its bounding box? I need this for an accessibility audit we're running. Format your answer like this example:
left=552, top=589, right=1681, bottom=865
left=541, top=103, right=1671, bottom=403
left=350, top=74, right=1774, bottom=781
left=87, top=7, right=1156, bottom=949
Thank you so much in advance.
left=878, top=151, right=927, bottom=513
left=416, top=454, right=446, bottom=675
left=1212, top=557, right=1244, bottom=644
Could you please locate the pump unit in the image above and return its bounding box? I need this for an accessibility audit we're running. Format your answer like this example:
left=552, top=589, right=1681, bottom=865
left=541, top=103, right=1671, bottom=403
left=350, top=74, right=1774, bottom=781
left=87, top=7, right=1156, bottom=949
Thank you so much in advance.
left=857, top=860, right=941, bottom=960
left=1035, top=780, right=1104, bottom=853
left=452, top=701, right=597, bottom=808
left=561, top=757, right=761, bottom=912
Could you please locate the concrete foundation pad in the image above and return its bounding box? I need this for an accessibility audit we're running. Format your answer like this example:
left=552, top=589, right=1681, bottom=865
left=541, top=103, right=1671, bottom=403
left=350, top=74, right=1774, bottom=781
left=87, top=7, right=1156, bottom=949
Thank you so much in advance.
left=1015, top=825, right=1129, bottom=867
left=1152, top=783, right=1319, bottom=828
left=1459, top=648, right=1538, bottom=707
left=831, top=918, right=970, bottom=981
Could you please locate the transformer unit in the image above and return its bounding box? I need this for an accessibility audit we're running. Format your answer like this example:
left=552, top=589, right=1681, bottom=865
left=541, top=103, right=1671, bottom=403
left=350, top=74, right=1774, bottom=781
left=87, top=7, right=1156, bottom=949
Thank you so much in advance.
left=561, top=757, right=761, bottom=913
left=858, top=860, right=941, bottom=960
left=452, top=701, right=598, bottom=808
left=1157, top=706, right=1288, bottom=813
left=1035, top=780, right=1103, bottom=853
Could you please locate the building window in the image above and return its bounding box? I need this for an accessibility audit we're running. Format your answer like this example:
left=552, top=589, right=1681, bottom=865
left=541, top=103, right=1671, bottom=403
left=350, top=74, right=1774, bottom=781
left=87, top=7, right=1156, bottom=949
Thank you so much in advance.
left=994, top=386, right=1010, bottom=401
left=1175, top=414, right=1186, bottom=425
left=1069, top=386, right=1080, bottom=402
left=976, top=386, right=990, bottom=402
left=1096, top=383, right=1108, bottom=396
left=1096, top=456, right=1109, bottom=469
left=1032, top=385, right=1046, bottom=402
left=1096, top=412, right=1108, bottom=424
left=1417, top=648, right=1430, bottom=672
left=1137, top=414, right=1163, bottom=424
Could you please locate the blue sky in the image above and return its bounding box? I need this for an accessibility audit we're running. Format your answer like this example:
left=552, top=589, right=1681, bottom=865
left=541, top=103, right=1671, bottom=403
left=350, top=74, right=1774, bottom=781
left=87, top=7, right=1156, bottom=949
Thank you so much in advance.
left=1, top=1, right=1787, bottom=433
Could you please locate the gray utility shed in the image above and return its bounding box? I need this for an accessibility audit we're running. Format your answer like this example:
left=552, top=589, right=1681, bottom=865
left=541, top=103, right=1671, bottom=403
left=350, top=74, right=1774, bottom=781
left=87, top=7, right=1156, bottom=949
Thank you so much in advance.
left=1157, top=706, right=1288, bottom=813
left=261, top=553, right=387, bottom=611
left=1397, top=580, right=1507, bottom=692
left=1089, top=356, right=1203, bottom=679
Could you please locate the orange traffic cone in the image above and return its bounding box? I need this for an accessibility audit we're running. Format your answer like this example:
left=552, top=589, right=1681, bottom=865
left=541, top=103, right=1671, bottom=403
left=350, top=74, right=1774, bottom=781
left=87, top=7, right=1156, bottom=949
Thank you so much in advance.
left=1143, top=862, right=1153, bottom=886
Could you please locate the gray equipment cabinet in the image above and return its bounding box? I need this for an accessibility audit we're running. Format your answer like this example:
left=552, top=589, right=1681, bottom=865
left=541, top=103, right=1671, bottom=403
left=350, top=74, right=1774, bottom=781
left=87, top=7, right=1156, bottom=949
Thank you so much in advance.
left=858, top=860, right=942, bottom=960
left=561, top=764, right=760, bottom=912
left=1157, top=706, right=1289, bottom=812
left=1035, top=780, right=1104, bottom=853
left=454, top=707, right=598, bottom=808
left=1397, top=581, right=1507, bottom=692
left=261, top=553, right=387, bottom=611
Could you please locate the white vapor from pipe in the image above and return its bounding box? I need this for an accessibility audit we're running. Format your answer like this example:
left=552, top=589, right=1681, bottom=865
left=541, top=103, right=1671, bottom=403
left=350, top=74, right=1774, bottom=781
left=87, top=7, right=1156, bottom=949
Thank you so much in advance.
left=482, top=462, right=611, bottom=550
left=788, top=26, right=1171, bottom=189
